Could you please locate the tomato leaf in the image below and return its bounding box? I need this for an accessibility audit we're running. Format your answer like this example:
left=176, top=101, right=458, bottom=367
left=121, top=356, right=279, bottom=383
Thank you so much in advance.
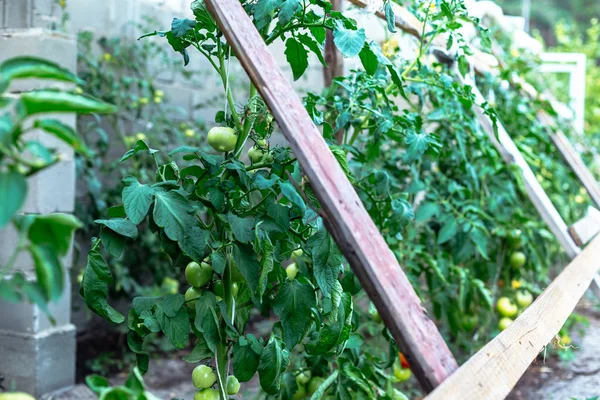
left=285, top=37, right=309, bottom=81
left=333, top=21, right=365, bottom=58
left=0, top=170, right=27, bottom=228
left=257, top=335, right=290, bottom=395
left=272, top=279, right=316, bottom=349
left=233, top=334, right=263, bottom=382
left=122, top=176, right=155, bottom=225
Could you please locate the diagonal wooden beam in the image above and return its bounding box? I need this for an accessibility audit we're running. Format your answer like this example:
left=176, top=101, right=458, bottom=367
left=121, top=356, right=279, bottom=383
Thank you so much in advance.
left=569, top=206, right=600, bottom=246
left=204, top=0, right=458, bottom=391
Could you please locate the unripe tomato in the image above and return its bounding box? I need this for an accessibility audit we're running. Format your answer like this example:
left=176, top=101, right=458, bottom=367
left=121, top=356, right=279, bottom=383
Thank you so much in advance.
left=185, top=261, right=213, bottom=288
left=393, top=364, right=411, bottom=382
left=212, top=280, right=224, bottom=297
left=293, top=385, right=307, bottom=400
left=207, top=126, right=237, bottom=152
left=515, top=290, right=533, bottom=309
left=264, top=153, right=274, bottom=163
left=185, top=287, right=202, bottom=309
left=227, top=375, right=240, bottom=395
left=248, top=146, right=266, bottom=163
left=307, top=377, right=325, bottom=395
left=296, top=370, right=311, bottom=385
left=232, top=282, right=239, bottom=297
left=286, top=263, right=299, bottom=280
left=507, top=229, right=522, bottom=248
left=292, top=248, right=303, bottom=259
left=256, top=138, right=267, bottom=147
left=509, top=251, right=526, bottom=269
left=460, top=314, right=479, bottom=332
left=192, top=365, right=217, bottom=389
left=0, top=393, right=36, bottom=400
left=496, top=297, right=518, bottom=318
left=498, top=317, right=513, bottom=331
left=230, top=260, right=244, bottom=283
left=193, top=388, right=219, bottom=400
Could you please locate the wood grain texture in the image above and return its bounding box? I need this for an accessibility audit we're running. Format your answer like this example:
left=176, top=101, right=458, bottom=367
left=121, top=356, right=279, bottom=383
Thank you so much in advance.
left=425, top=234, right=600, bottom=400
left=569, top=207, right=600, bottom=246
left=204, top=0, right=458, bottom=392
left=324, top=0, right=343, bottom=89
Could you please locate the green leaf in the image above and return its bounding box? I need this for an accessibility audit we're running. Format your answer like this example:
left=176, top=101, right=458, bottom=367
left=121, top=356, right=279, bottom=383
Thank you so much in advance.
left=297, top=34, right=326, bottom=66
left=228, top=212, right=256, bottom=243
left=437, top=216, right=458, bottom=244
left=340, top=361, right=374, bottom=397
left=0, top=170, right=27, bottom=227
left=307, top=226, right=343, bottom=298
left=384, top=1, right=397, bottom=33
left=285, top=38, right=309, bottom=81
left=153, top=190, right=193, bottom=242
left=0, top=56, right=81, bottom=85
left=159, top=294, right=186, bottom=317
left=278, top=181, right=305, bottom=213
left=191, top=0, right=216, bottom=31
left=458, top=54, right=469, bottom=78
left=415, top=202, right=439, bottom=223
left=333, top=21, right=366, bottom=58
left=278, top=0, right=301, bottom=25
left=257, top=234, right=274, bottom=301
left=18, top=90, right=116, bottom=116
left=30, top=245, right=63, bottom=301
left=122, top=176, right=155, bottom=224
left=95, top=218, right=138, bottom=239
left=120, top=140, right=158, bottom=162
left=86, top=375, right=110, bottom=394
left=232, top=243, right=261, bottom=293
left=309, top=370, right=339, bottom=400
left=33, top=119, right=91, bottom=156
left=156, top=306, right=190, bottom=349
left=28, top=213, right=82, bottom=256
left=233, top=334, right=263, bottom=382
left=359, top=44, right=379, bottom=75
left=171, top=18, right=196, bottom=38
left=257, top=335, right=290, bottom=395
left=194, top=292, right=221, bottom=352
left=404, top=131, right=439, bottom=163
left=254, top=0, right=283, bottom=25
left=180, top=225, right=210, bottom=262
left=133, top=296, right=159, bottom=314
left=81, top=248, right=125, bottom=324
left=273, top=280, right=316, bottom=349
left=183, top=336, right=213, bottom=363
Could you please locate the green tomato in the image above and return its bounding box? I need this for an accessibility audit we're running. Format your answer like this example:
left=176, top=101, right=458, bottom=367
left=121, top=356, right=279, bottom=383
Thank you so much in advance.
left=393, top=364, right=411, bottom=382
left=193, top=388, right=220, bottom=400
left=515, top=290, right=533, bottom=309
left=307, top=377, right=325, bottom=395
left=264, top=153, right=274, bottom=163
left=0, top=393, right=36, bottom=400
left=255, top=138, right=267, bottom=147
left=232, top=282, right=239, bottom=297
left=207, top=126, right=237, bottom=152
left=507, top=229, right=522, bottom=248
left=460, top=314, right=479, bottom=332
left=230, top=259, right=244, bottom=283
left=192, top=365, right=217, bottom=389
left=226, top=375, right=240, bottom=395
left=212, top=280, right=224, bottom=297
left=509, top=251, right=526, bottom=269
left=296, top=370, right=311, bottom=385
left=292, top=248, right=303, bottom=260
left=496, top=297, right=518, bottom=318
left=498, top=317, right=513, bottom=331
left=293, top=385, right=306, bottom=400
left=286, top=263, right=299, bottom=280
left=185, top=261, right=213, bottom=288
left=185, top=287, right=202, bottom=309
left=248, top=146, right=266, bottom=163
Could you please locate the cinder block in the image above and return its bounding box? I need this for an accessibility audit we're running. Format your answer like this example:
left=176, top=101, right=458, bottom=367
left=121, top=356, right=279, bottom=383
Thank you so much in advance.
left=1, top=0, right=34, bottom=29
left=0, top=28, right=77, bottom=92
left=0, top=324, right=76, bottom=397
left=23, top=158, right=76, bottom=214
left=0, top=272, right=72, bottom=333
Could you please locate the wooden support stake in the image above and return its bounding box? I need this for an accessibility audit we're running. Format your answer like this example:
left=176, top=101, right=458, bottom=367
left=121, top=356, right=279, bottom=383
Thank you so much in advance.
left=425, top=234, right=600, bottom=400
left=568, top=207, right=600, bottom=246
left=204, top=0, right=458, bottom=391
left=324, top=0, right=343, bottom=88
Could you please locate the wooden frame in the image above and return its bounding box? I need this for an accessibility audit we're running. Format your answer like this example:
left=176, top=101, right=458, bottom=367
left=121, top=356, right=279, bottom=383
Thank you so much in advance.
left=203, top=0, right=600, bottom=397
left=204, top=0, right=458, bottom=392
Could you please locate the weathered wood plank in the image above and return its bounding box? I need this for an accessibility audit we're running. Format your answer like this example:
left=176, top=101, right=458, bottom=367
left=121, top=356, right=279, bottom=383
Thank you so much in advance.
left=425, top=234, right=600, bottom=400
left=204, top=0, right=458, bottom=391
left=568, top=207, right=600, bottom=246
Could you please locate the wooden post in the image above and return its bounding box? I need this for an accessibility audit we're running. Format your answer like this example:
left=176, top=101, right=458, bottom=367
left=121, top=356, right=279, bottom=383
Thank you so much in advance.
left=323, top=0, right=343, bottom=88
left=424, top=234, right=600, bottom=400
left=204, top=0, right=458, bottom=392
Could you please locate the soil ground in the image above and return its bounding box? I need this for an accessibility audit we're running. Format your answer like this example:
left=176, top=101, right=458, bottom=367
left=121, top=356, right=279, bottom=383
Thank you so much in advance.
left=43, top=303, right=600, bottom=400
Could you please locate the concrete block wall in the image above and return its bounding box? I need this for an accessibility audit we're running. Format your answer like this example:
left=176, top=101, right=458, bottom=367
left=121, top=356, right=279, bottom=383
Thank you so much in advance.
left=0, top=28, right=78, bottom=397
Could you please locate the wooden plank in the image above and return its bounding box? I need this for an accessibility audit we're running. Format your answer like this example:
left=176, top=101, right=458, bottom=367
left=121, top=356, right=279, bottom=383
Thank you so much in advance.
left=425, top=234, right=600, bottom=400
left=568, top=207, right=600, bottom=246
left=204, top=0, right=458, bottom=391
left=324, top=0, right=343, bottom=88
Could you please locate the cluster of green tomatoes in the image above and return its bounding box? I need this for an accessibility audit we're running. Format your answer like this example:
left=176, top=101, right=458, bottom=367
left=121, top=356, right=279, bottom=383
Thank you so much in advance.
left=191, top=364, right=239, bottom=399
left=496, top=229, right=534, bottom=331
left=206, top=126, right=272, bottom=163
